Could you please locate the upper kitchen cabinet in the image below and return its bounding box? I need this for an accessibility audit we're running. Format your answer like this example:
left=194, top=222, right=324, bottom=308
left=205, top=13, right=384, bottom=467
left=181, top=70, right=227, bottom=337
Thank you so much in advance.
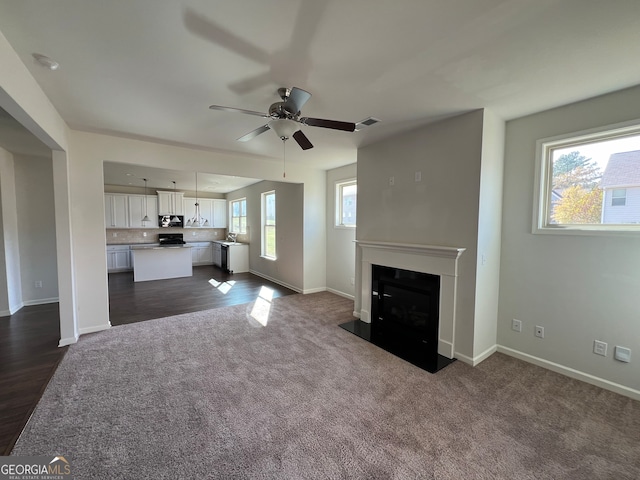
left=128, top=194, right=159, bottom=228
left=183, top=198, right=226, bottom=228
left=157, top=191, right=184, bottom=216
left=212, top=199, right=227, bottom=228
left=105, top=193, right=129, bottom=228
left=184, top=197, right=212, bottom=227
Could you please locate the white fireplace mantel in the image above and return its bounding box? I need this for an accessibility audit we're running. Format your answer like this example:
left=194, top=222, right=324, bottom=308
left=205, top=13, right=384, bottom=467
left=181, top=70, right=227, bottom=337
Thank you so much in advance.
left=355, top=240, right=466, bottom=359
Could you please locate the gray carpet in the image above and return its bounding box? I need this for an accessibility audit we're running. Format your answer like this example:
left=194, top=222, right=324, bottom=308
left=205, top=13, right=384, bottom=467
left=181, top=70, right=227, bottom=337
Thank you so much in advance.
left=13, top=292, right=640, bottom=479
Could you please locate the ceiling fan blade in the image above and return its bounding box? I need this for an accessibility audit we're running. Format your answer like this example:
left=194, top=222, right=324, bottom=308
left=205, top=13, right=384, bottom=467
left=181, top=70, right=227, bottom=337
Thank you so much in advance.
left=293, top=130, right=314, bottom=150
left=237, top=124, right=271, bottom=142
left=183, top=8, right=269, bottom=65
left=284, top=87, right=312, bottom=114
left=209, top=105, right=269, bottom=118
left=300, top=117, right=356, bottom=132
left=228, top=71, right=273, bottom=95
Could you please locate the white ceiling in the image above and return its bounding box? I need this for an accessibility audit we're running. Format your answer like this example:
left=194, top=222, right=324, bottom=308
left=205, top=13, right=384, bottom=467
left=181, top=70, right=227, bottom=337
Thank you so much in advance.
left=1, top=0, right=639, bottom=176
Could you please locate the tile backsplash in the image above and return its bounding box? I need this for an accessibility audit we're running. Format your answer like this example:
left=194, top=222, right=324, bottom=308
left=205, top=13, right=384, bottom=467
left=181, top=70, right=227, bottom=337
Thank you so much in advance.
left=106, top=228, right=227, bottom=244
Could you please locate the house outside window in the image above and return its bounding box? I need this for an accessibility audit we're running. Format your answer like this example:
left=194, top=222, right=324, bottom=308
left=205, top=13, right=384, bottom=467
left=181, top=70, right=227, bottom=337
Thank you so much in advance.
left=230, top=198, right=247, bottom=234
left=611, top=189, right=627, bottom=207
left=262, top=191, right=276, bottom=259
left=336, top=179, right=357, bottom=227
left=534, top=121, right=640, bottom=234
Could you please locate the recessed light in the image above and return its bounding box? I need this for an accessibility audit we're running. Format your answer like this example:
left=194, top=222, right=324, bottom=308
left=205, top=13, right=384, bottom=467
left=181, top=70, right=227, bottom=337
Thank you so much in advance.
left=32, top=53, right=59, bottom=71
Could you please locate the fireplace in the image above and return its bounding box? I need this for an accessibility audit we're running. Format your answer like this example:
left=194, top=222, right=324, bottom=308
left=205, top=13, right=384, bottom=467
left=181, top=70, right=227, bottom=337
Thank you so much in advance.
left=371, top=265, right=440, bottom=366
left=340, top=240, right=465, bottom=373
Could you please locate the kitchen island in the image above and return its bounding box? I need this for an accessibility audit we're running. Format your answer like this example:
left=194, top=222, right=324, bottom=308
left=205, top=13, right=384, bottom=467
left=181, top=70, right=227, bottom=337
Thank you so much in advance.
left=130, top=245, right=192, bottom=282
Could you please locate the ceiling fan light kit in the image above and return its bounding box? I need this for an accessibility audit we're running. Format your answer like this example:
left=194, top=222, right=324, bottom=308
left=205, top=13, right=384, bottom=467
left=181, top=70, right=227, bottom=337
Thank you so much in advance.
left=209, top=86, right=360, bottom=151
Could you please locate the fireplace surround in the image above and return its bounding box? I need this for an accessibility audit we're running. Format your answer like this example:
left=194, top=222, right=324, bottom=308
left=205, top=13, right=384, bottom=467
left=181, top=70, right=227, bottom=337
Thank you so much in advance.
left=341, top=240, right=465, bottom=373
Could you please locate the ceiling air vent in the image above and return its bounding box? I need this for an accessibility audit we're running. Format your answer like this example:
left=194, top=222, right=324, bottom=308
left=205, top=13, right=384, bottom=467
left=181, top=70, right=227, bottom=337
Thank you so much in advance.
left=355, top=117, right=381, bottom=131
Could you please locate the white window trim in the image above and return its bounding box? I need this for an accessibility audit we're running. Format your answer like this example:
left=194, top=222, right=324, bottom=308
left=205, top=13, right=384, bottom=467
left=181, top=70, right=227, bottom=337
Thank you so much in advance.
left=261, top=190, right=276, bottom=259
left=335, top=178, right=357, bottom=229
left=229, top=197, right=247, bottom=234
left=533, top=118, right=640, bottom=236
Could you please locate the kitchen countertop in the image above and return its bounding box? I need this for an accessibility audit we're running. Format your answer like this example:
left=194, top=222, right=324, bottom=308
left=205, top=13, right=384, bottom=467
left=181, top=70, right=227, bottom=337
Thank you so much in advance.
left=130, top=244, right=192, bottom=250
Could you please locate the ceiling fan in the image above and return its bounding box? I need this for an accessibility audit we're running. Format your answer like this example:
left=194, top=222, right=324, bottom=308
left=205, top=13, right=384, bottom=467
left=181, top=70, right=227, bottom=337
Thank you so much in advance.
left=209, top=87, right=355, bottom=150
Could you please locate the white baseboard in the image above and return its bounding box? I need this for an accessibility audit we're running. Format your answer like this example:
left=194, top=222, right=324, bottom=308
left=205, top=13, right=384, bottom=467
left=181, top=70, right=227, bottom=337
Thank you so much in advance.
left=303, top=287, right=326, bottom=294
left=497, top=345, right=640, bottom=401
left=1, top=302, right=24, bottom=317
left=23, top=297, right=59, bottom=306
left=59, top=334, right=78, bottom=347
left=248, top=270, right=302, bottom=293
left=455, top=344, right=498, bottom=366
left=78, top=323, right=111, bottom=336
left=326, top=288, right=354, bottom=300
left=352, top=311, right=360, bottom=319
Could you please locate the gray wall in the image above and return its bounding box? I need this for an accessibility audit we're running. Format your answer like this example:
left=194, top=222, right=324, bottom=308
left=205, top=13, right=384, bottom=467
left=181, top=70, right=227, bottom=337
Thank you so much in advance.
left=14, top=154, right=59, bottom=304
left=499, top=84, right=640, bottom=394
left=326, top=164, right=357, bottom=299
left=357, top=110, right=486, bottom=360
left=226, top=180, right=304, bottom=291
left=0, top=149, right=58, bottom=315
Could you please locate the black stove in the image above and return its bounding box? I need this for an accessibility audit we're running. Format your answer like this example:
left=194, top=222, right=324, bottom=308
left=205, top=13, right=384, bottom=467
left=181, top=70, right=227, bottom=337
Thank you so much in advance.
left=158, top=233, right=186, bottom=245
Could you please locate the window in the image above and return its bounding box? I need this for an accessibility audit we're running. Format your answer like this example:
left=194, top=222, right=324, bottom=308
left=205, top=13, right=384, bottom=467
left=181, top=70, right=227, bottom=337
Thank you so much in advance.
left=336, top=179, right=357, bottom=227
left=611, top=189, right=626, bottom=207
left=230, top=198, right=247, bottom=233
left=261, top=191, right=276, bottom=259
left=534, top=121, right=640, bottom=234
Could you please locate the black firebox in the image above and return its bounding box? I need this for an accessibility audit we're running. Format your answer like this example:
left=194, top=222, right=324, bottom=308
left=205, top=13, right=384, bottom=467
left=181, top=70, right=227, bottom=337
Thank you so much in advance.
left=339, top=265, right=455, bottom=373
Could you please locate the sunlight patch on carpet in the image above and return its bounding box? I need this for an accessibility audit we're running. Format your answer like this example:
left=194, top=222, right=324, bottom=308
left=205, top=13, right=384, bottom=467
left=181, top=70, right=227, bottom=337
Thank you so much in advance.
left=249, top=286, right=275, bottom=326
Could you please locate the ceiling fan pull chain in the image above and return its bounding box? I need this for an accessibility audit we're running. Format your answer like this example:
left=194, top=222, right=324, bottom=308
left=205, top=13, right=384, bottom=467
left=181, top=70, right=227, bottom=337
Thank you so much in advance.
left=282, top=138, right=286, bottom=178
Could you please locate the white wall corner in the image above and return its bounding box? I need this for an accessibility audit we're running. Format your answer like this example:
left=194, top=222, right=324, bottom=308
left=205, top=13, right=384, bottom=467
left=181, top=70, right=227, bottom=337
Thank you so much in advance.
left=455, top=344, right=497, bottom=366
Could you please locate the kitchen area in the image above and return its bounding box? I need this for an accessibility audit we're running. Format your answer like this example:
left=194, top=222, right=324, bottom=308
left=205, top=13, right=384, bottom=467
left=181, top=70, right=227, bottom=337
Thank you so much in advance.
left=104, top=167, right=256, bottom=283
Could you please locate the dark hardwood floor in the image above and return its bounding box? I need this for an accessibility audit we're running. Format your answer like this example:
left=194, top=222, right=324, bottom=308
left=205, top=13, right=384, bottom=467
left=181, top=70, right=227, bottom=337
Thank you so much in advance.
left=108, top=265, right=297, bottom=325
left=0, top=303, right=67, bottom=455
left=1, top=266, right=297, bottom=454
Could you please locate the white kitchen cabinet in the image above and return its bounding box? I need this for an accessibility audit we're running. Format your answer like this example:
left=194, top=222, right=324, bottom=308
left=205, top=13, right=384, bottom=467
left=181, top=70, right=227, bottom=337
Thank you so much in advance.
left=212, top=199, right=227, bottom=228
left=188, top=242, right=213, bottom=265
left=157, top=191, right=184, bottom=215
left=226, top=243, right=249, bottom=273
left=106, top=245, right=131, bottom=272
left=183, top=197, right=214, bottom=227
left=128, top=195, right=159, bottom=228
left=104, top=193, right=129, bottom=228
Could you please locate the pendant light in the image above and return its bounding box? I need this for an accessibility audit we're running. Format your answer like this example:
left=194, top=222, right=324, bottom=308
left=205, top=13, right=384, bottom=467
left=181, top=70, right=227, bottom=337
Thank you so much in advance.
left=170, top=181, right=181, bottom=223
left=187, top=172, right=209, bottom=227
left=141, top=178, right=150, bottom=223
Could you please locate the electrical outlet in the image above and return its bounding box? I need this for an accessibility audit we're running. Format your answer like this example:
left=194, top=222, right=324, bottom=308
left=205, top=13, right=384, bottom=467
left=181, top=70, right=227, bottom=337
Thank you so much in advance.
left=415, top=171, right=422, bottom=182
left=143, top=232, right=147, bottom=237
left=614, top=346, right=631, bottom=363
left=112, top=232, right=118, bottom=237
left=512, top=319, right=522, bottom=332
left=35, top=280, right=43, bottom=288
left=594, top=340, right=607, bottom=356
left=535, top=325, right=544, bottom=338
left=389, top=176, right=395, bottom=186
left=350, top=277, right=355, bottom=286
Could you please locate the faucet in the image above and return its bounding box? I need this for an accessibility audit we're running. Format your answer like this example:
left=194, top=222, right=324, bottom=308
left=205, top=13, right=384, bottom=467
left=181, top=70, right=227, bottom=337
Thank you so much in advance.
left=227, top=232, right=237, bottom=243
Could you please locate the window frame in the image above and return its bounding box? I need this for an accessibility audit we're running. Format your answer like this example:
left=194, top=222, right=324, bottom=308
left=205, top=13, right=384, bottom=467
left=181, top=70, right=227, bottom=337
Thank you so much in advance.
left=229, top=197, right=247, bottom=234
left=611, top=189, right=627, bottom=207
left=335, top=179, right=357, bottom=228
left=261, top=190, right=276, bottom=259
left=533, top=119, right=640, bottom=236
